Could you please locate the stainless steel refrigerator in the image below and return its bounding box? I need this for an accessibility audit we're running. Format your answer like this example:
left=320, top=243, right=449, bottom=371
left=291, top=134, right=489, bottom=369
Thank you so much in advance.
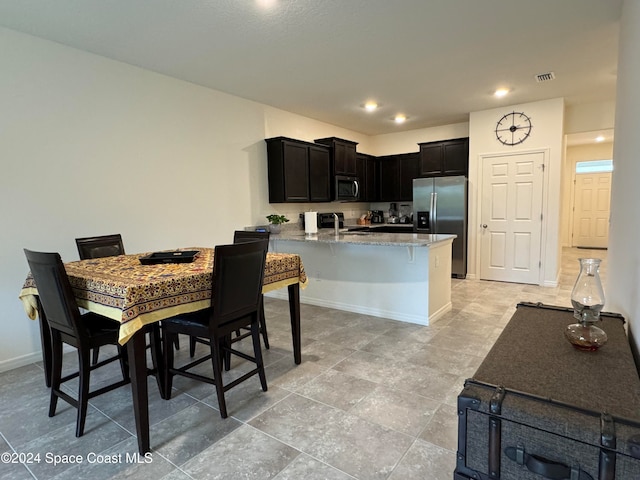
left=413, top=175, right=467, bottom=278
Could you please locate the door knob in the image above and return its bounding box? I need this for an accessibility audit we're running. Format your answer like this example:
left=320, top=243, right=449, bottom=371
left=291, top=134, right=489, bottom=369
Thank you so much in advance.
left=482, top=224, right=488, bottom=229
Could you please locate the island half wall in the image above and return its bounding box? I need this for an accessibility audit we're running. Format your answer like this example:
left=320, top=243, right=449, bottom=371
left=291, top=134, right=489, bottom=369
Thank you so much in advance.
left=267, top=231, right=455, bottom=326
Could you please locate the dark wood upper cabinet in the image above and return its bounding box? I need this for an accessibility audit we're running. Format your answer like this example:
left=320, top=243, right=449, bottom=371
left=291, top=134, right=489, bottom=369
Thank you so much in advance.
left=356, top=153, right=379, bottom=202
left=418, top=137, right=469, bottom=176
left=379, top=155, right=400, bottom=201
left=399, top=152, right=420, bottom=201
left=266, top=135, right=467, bottom=204
left=266, top=137, right=331, bottom=203
left=315, top=137, right=358, bottom=176
left=378, top=153, right=419, bottom=202
left=308, top=144, right=332, bottom=202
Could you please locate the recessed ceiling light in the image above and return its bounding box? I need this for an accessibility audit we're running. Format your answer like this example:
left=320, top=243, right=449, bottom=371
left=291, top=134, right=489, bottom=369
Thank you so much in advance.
left=595, top=135, right=605, bottom=142
left=364, top=101, right=378, bottom=112
left=394, top=114, right=406, bottom=124
left=255, top=0, right=277, bottom=8
left=494, top=88, right=509, bottom=98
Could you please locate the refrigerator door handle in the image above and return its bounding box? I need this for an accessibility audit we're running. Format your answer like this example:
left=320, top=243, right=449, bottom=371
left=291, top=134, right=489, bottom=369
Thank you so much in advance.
left=429, top=192, right=436, bottom=232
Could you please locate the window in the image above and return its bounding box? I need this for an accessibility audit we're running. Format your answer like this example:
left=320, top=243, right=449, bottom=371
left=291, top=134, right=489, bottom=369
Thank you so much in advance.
left=575, top=160, right=613, bottom=174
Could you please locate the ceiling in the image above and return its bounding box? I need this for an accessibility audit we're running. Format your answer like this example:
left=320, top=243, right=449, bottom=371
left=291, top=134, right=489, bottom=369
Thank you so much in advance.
left=0, top=0, right=622, bottom=137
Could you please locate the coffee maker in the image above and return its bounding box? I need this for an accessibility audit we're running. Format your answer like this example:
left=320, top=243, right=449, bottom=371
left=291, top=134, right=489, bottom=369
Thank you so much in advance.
left=371, top=210, right=384, bottom=224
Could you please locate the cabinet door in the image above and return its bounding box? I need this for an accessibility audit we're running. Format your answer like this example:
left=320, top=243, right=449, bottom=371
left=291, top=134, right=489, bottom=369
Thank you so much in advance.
left=419, top=143, right=443, bottom=176
left=419, top=138, right=469, bottom=177
left=379, top=155, right=400, bottom=201
left=282, top=141, right=310, bottom=201
left=366, top=156, right=379, bottom=202
left=356, top=153, right=379, bottom=202
left=355, top=153, right=367, bottom=201
left=399, top=153, right=419, bottom=201
left=309, top=145, right=331, bottom=202
left=335, top=141, right=357, bottom=176
left=443, top=138, right=469, bottom=175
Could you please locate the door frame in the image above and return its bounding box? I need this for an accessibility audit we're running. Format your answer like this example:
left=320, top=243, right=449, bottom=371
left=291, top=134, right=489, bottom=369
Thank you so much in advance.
left=474, top=148, right=551, bottom=286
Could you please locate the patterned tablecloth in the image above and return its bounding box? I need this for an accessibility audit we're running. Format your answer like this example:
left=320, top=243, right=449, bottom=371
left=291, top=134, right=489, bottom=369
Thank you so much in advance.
left=20, top=247, right=307, bottom=345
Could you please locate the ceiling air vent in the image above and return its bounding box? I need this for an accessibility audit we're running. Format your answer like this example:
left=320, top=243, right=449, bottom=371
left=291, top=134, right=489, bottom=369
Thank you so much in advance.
left=535, top=72, right=555, bottom=83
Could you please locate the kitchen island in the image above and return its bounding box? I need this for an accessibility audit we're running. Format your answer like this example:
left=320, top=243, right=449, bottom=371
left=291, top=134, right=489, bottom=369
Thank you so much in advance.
left=268, top=229, right=455, bottom=325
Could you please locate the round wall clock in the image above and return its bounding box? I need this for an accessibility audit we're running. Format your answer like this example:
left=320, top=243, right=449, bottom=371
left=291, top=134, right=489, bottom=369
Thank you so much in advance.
left=495, top=111, right=532, bottom=146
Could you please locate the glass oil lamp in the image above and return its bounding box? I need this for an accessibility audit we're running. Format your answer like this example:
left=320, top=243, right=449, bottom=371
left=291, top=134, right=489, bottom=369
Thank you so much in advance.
left=565, top=258, right=607, bottom=351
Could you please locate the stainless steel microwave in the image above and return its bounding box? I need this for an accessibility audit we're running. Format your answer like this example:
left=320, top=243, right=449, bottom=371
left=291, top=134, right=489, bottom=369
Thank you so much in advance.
left=335, top=175, right=360, bottom=201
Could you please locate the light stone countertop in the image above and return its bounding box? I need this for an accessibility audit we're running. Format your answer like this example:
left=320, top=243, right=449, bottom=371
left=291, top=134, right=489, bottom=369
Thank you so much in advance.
left=271, top=229, right=456, bottom=247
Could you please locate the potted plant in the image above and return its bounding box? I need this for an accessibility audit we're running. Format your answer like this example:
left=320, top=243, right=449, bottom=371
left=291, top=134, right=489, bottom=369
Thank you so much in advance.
left=266, top=214, right=289, bottom=233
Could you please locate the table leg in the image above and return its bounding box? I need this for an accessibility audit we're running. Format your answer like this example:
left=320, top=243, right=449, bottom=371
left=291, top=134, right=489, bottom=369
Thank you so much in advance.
left=127, top=329, right=150, bottom=454
left=36, top=297, right=52, bottom=388
left=287, top=283, right=301, bottom=365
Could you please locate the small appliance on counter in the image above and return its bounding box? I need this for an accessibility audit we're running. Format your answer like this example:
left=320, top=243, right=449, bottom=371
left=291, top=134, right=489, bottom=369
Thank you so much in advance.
left=371, top=210, right=384, bottom=224
left=399, top=204, right=412, bottom=224
left=388, top=203, right=399, bottom=224
left=317, top=212, right=344, bottom=229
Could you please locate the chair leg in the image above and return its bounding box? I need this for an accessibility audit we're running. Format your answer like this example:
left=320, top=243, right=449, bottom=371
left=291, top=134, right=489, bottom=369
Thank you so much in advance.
left=251, top=320, right=268, bottom=392
left=76, top=348, right=92, bottom=437
left=174, top=335, right=180, bottom=350
left=91, top=347, right=100, bottom=365
left=224, top=334, right=234, bottom=372
left=210, top=336, right=228, bottom=418
left=259, top=296, right=269, bottom=350
left=162, top=330, right=175, bottom=400
left=117, top=344, right=130, bottom=382
left=189, top=335, right=197, bottom=358
left=148, top=324, right=165, bottom=398
left=48, top=331, right=63, bottom=418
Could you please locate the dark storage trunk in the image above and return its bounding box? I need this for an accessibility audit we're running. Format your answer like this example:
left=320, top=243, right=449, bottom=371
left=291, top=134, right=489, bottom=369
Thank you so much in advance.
left=454, top=302, right=640, bottom=480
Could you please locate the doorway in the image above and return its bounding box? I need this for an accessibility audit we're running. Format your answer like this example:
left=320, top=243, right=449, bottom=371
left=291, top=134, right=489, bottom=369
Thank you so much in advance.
left=571, top=161, right=612, bottom=249
left=479, top=151, right=545, bottom=284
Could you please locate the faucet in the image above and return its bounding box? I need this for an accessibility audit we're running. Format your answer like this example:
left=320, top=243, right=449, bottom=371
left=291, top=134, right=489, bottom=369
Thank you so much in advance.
left=333, top=213, right=340, bottom=235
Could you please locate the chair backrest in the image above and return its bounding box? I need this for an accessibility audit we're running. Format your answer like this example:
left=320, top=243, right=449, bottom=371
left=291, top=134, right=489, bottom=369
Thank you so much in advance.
left=233, top=230, right=270, bottom=245
left=23, top=249, right=82, bottom=338
left=75, top=234, right=125, bottom=260
left=211, top=239, right=269, bottom=329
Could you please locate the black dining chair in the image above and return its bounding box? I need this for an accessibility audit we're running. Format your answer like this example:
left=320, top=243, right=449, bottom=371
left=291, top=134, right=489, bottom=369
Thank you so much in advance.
left=162, top=240, right=269, bottom=418
left=75, top=234, right=125, bottom=260
left=189, top=230, right=271, bottom=358
left=75, top=234, right=179, bottom=364
left=24, top=249, right=131, bottom=437
left=76, top=234, right=126, bottom=365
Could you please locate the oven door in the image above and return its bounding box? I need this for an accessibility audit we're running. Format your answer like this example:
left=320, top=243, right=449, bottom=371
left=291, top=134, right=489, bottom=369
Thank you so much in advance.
left=335, top=176, right=360, bottom=201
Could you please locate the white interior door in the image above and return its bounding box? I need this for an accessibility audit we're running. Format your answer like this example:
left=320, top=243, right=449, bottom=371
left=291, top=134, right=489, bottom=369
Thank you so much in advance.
left=572, top=172, right=611, bottom=248
left=480, top=152, right=544, bottom=284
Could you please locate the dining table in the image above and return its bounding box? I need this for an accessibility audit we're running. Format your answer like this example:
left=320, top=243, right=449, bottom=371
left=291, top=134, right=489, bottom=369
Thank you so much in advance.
left=19, top=247, right=307, bottom=454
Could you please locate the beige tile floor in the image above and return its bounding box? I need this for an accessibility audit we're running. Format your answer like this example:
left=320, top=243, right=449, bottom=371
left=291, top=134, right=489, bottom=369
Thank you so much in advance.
left=0, top=247, right=607, bottom=480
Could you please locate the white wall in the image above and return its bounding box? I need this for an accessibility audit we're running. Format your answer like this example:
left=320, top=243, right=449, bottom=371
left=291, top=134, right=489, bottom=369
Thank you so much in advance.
left=468, top=98, right=565, bottom=285
left=565, top=101, right=617, bottom=134
left=0, top=27, right=372, bottom=371
left=608, top=0, right=640, bottom=359
left=370, top=123, right=469, bottom=155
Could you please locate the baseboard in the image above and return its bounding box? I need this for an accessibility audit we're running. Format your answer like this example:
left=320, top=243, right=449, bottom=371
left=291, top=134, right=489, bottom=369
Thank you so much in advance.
left=265, top=291, right=429, bottom=325
left=0, top=351, right=43, bottom=374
